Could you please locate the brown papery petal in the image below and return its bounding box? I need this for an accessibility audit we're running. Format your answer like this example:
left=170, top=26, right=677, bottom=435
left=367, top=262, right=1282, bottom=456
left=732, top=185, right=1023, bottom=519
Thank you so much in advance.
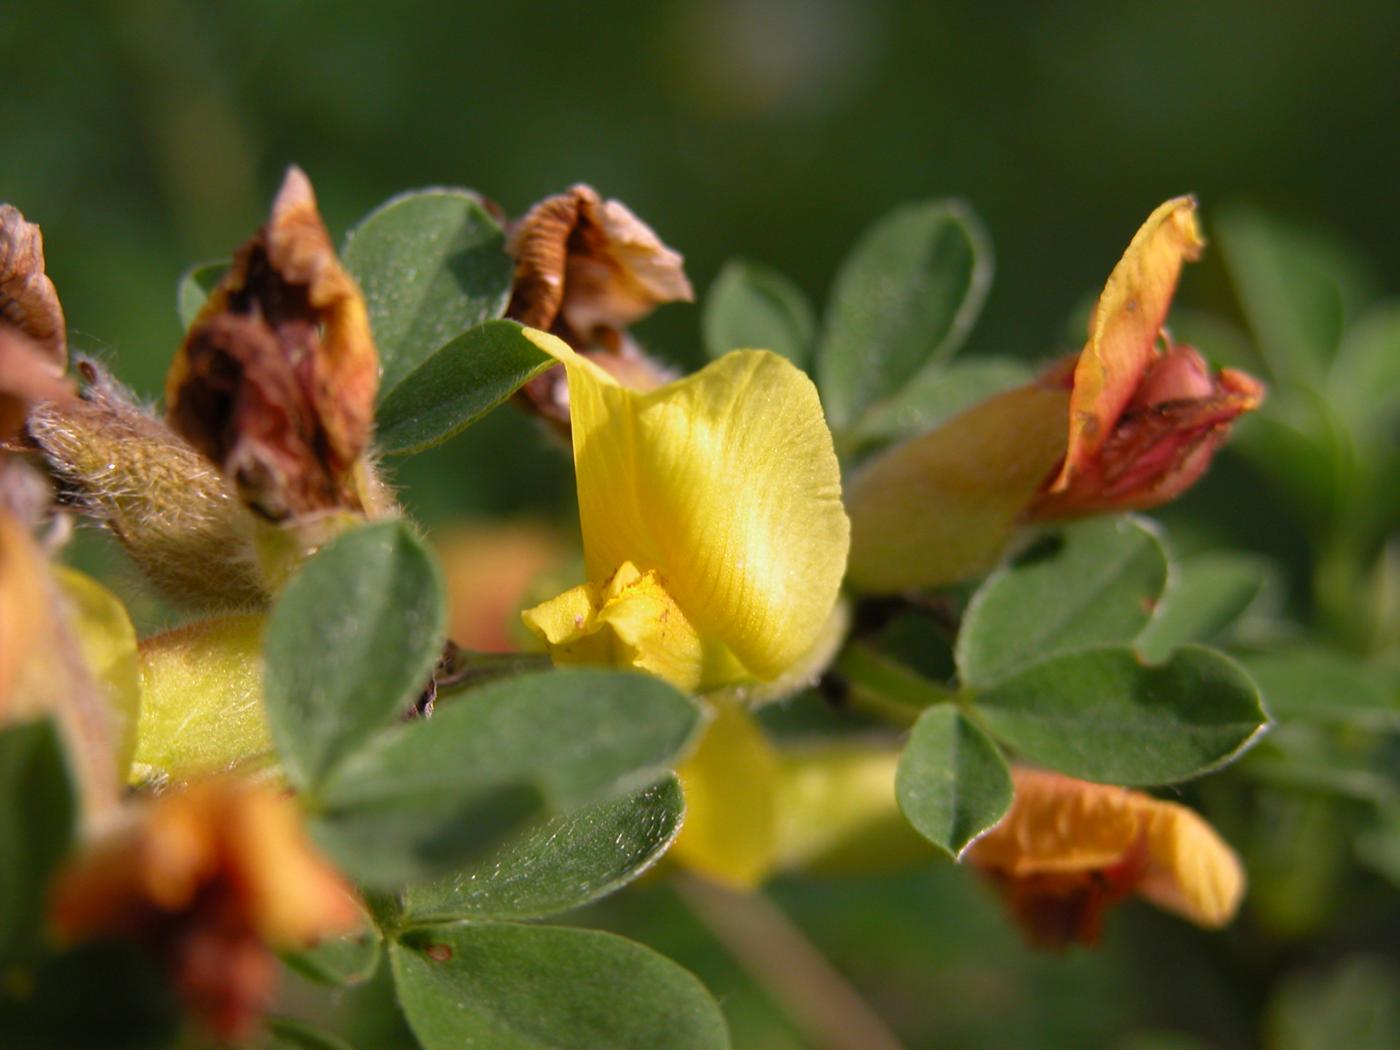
left=506, top=184, right=692, bottom=342
left=0, top=204, right=66, bottom=368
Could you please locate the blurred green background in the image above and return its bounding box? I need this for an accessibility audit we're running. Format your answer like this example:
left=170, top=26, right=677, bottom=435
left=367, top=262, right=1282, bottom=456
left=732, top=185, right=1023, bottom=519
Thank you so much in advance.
left=6, top=2, right=1398, bottom=1048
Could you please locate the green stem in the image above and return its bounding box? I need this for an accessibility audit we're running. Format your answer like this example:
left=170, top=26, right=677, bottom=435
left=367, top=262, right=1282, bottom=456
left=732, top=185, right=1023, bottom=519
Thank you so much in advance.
left=833, top=644, right=960, bottom=727
left=436, top=649, right=554, bottom=696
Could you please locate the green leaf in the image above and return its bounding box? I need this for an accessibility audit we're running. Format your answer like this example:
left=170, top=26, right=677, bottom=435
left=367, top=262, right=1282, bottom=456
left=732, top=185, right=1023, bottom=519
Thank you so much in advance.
left=895, top=706, right=1012, bottom=858
left=956, top=517, right=1169, bottom=687
left=343, top=188, right=514, bottom=397
left=1135, top=552, right=1274, bottom=664
left=375, top=320, right=554, bottom=454
left=0, top=941, right=179, bottom=1049
left=264, top=521, right=446, bottom=791
left=702, top=259, right=815, bottom=367
left=263, top=1016, right=357, bottom=1050
left=175, top=257, right=229, bottom=329
left=1217, top=208, right=1373, bottom=386
left=817, top=199, right=992, bottom=431
left=311, top=781, right=546, bottom=891
left=0, top=720, right=76, bottom=963
left=403, top=777, right=684, bottom=923
left=323, top=669, right=703, bottom=811
left=313, top=670, right=703, bottom=888
left=850, top=356, right=1031, bottom=449
left=1238, top=651, right=1399, bottom=733
left=973, top=645, right=1268, bottom=785
left=391, top=923, right=730, bottom=1050
left=1266, top=957, right=1400, bottom=1050
left=282, top=905, right=382, bottom=986
left=1329, top=299, right=1400, bottom=443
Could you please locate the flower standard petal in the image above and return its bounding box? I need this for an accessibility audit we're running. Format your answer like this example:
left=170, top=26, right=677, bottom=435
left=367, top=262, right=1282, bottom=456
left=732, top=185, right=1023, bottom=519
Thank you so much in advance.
left=523, top=329, right=849, bottom=686
left=1052, top=196, right=1205, bottom=495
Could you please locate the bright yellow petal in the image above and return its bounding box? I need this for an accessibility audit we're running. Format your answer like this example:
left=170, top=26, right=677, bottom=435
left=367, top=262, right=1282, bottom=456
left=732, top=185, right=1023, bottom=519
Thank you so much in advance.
left=1052, top=196, right=1204, bottom=493
left=671, top=699, right=781, bottom=889
left=523, top=562, right=745, bottom=693
left=524, top=329, right=849, bottom=683
left=845, top=384, right=1069, bottom=591
left=1132, top=796, right=1245, bottom=927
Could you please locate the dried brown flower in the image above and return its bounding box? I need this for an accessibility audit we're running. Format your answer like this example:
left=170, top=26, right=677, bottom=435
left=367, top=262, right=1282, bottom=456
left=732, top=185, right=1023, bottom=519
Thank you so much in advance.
left=166, top=167, right=379, bottom=521
left=507, top=185, right=690, bottom=426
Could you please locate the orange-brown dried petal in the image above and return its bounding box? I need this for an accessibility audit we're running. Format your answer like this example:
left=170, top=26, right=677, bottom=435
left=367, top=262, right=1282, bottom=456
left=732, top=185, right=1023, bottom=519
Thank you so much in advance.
left=0, top=204, right=66, bottom=368
left=51, top=778, right=358, bottom=1041
left=166, top=167, right=377, bottom=519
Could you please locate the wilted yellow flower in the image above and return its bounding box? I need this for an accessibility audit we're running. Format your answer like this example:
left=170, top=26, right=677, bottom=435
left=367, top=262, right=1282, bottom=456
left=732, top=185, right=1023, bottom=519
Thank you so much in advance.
left=847, top=197, right=1264, bottom=590
left=520, top=329, right=849, bottom=694
left=51, top=778, right=360, bottom=1042
left=967, top=767, right=1245, bottom=949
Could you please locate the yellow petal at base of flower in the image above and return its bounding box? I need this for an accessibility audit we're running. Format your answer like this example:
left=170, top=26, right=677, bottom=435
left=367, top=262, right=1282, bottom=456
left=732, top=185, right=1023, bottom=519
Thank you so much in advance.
left=670, top=698, right=782, bottom=890
left=523, top=561, right=746, bottom=694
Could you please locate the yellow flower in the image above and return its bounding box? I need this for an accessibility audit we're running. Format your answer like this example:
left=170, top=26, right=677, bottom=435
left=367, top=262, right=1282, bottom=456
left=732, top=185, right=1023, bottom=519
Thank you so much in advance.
left=967, top=767, right=1245, bottom=948
left=521, top=329, right=849, bottom=694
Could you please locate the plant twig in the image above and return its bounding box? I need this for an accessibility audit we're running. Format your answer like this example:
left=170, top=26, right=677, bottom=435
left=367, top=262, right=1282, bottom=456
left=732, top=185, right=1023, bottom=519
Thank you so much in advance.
left=673, top=871, right=908, bottom=1050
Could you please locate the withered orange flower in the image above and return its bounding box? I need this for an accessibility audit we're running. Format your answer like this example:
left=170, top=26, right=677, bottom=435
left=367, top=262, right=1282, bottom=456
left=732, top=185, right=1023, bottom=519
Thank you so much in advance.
left=51, top=778, right=360, bottom=1042
left=1027, top=198, right=1264, bottom=519
left=507, top=184, right=692, bottom=425
left=166, top=167, right=379, bottom=521
left=847, top=197, right=1264, bottom=591
left=967, top=767, right=1245, bottom=950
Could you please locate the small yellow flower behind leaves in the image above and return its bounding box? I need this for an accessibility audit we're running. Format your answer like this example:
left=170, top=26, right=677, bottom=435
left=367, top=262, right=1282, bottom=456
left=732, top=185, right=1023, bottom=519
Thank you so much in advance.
left=521, top=329, right=849, bottom=694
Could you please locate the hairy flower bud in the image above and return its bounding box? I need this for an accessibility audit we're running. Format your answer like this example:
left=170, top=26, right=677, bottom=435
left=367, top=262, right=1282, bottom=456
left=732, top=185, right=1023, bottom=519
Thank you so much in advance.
left=28, top=368, right=267, bottom=611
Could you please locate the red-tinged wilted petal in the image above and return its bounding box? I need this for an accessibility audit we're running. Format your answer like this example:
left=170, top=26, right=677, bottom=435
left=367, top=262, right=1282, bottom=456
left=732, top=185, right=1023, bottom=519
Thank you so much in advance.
left=1028, top=347, right=1264, bottom=519
left=1052, top=197, right=1204, bottom=495
left=166, top=167, right=378, bottom=520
